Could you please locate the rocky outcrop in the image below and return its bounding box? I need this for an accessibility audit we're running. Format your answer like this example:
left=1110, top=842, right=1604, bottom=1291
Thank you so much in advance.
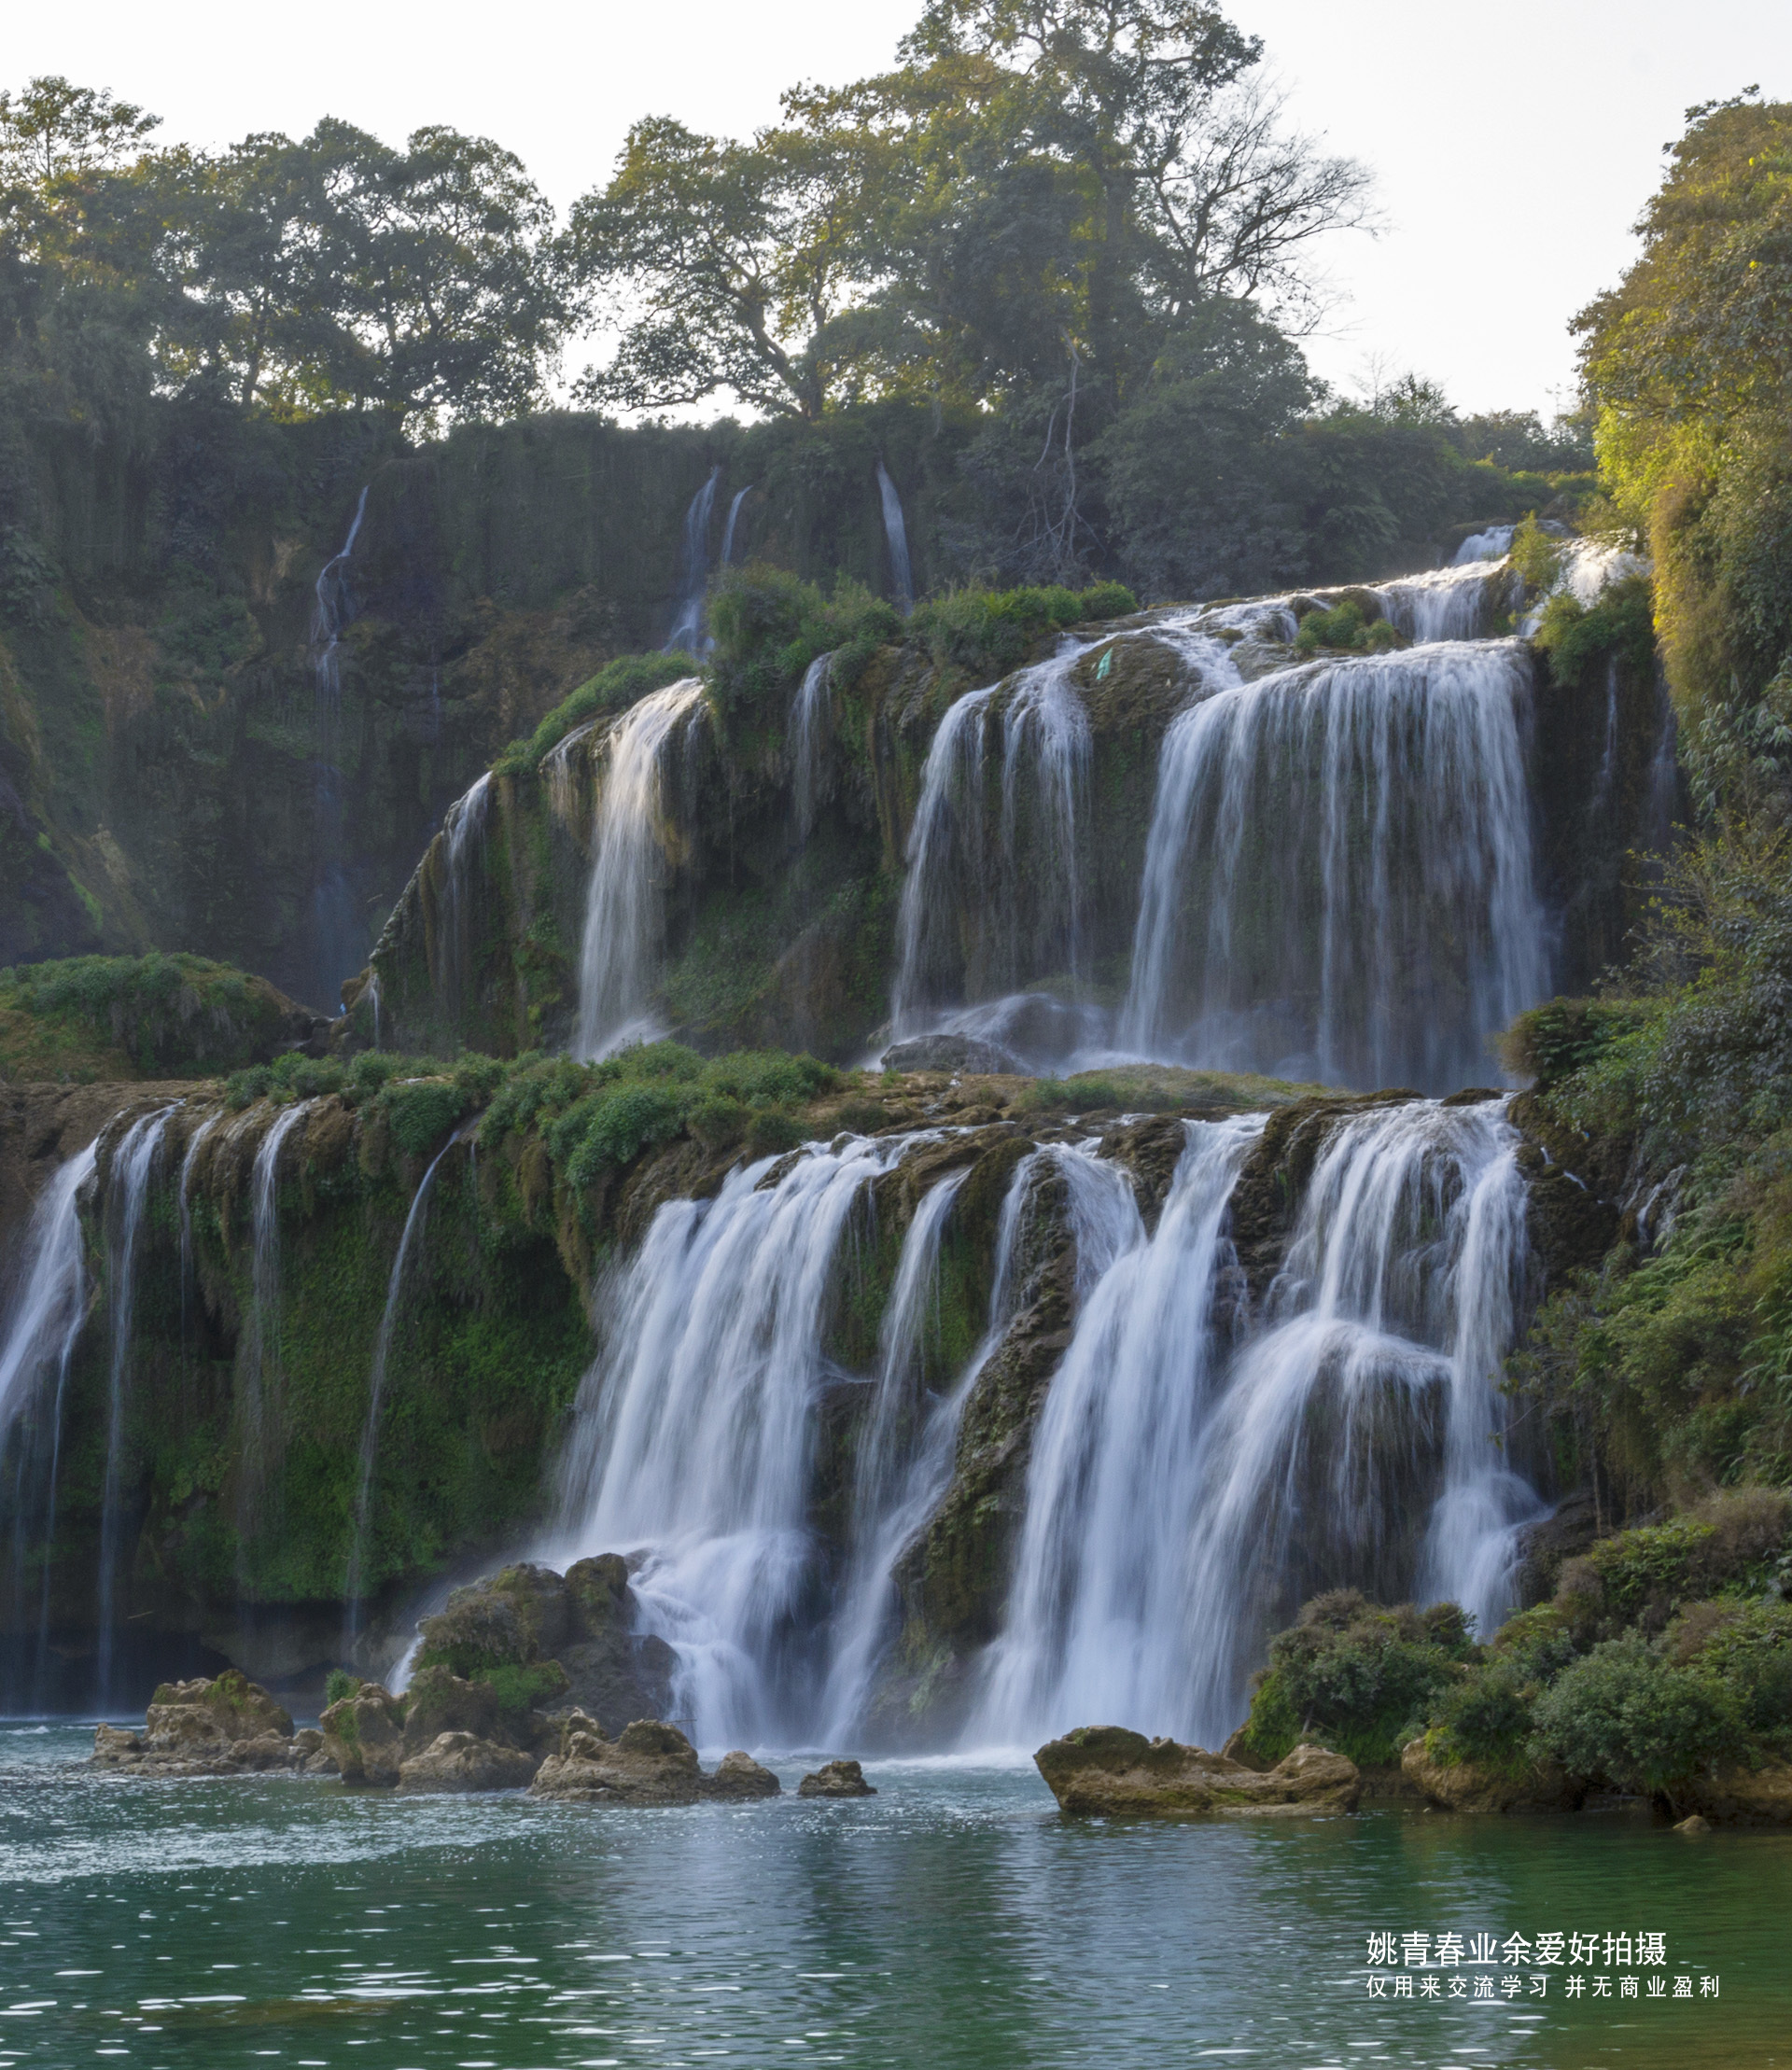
left=1678, top=1761, right=1792, bottom=1826
left=1033, top=1727, right=1360, bottom=1816
left=881, top=1033, right=1021, bottom=1075
left=396, top=1731, right=542, bottom=1793
left=90, top=1671, right=324, bottom=1777
left=798, top=1759, right=876, bottom=1798
left=528, top=1718, right=780, bottom=1805
left=321, top=1683, right=407, bottom=1786
left=1400, top=1736, right=1587, bottom=1813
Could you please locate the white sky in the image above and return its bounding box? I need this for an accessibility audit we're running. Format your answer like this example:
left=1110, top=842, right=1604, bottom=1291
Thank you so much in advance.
left=20, top=0, right=1792, bottom=419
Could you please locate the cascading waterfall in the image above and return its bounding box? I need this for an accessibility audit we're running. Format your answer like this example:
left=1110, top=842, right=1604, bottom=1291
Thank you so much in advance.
left=344, top=1138, right=456, bottom=1634
left=791, top=652, right=833, bottom=840
left=178, top=1111, right=224, bottom=1342
left=973, top=1118, right=1264, bottom=1743
left=0, top=1144, right=97, bottom=1704
left=435, top=771, right=492, bottom=1013
left=875, top=460, right=914, bottom=614
left=309, top=487, right=370, bottom=1006
left=1372, top=559, right=1507, bottom=644
left=721, top=484, right=750, bottom=568
left=1174, top=1098, right=1541, bottom=1745
left=95, top=1107, right=177, bottom=1703
left=1453, top=524, right=1516, bottom=566
left=890, top=643, right=1096, bottom=1046
left=1119, top=637, right=1547, bottom=1091
left=549, top=1131, right=942, bottom=1746
left=573, top=678, right=707, bottom=1060
left=665, top=466, right=721, bottom=654
left=237, top=1104, right=310, bottom=1564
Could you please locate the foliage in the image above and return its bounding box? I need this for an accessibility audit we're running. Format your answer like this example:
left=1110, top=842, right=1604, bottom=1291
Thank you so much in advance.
left=1675, top=1600, right=1792, bottom=1738
left=0, top=951, right=300, bottom=1081
left=1238, top=1590, right=1475, bottom=1769
left=495, top=651, right=698, bottom=775
left=323, top=1668, right=359, bottom=1706
left=1293, top=598, right=1399, bottom=656
left=707, top=566, right=903, bottom=715
left=1532, top=575, right=1656, bottom=690
left=1528, top=1635, right=1743, bottom=1800
left=908, top=578, right=1137, bottom=677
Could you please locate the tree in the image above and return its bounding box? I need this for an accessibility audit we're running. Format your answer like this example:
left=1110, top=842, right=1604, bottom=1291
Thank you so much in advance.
left=0, top=77, right=159, bottom=184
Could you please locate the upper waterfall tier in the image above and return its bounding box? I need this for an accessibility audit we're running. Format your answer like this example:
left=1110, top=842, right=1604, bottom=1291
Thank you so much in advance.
left=358, top=544, right=1660, bottom=1081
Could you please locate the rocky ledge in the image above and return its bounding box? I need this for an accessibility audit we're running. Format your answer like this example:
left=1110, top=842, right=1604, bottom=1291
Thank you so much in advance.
left=530, top=1717, right=780, bottom=1804
left=1034, top=1727, right=1360, bottom=1816
left=91, top=1671, right=334, bottom=1778
left=1399, top=1737, right=1587, bottom=1814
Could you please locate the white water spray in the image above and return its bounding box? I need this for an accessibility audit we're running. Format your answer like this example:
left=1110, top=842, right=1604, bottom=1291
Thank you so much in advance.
left=876, top=460, right=914, bottom=614
left=666, top=467, right=721, bottom=654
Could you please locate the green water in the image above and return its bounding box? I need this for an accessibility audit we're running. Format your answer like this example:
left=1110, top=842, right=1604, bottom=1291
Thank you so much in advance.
left=0, top=1726, right=1786, bottom=2069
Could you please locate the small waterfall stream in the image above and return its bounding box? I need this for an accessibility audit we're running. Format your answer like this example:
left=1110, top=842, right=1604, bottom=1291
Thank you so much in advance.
left=721, top=484, right=750, bottom=568
left=308, top=487, right=370, bottom=1007
left=573, top=678, right=707, bottom=1060
left=345, top=1139, right=457, bottom=1633
left=875, top=460, right=914, bottom=613
left=791, top=652, right=833, bottom=840
left=96, top=1107, right=177, bottom=1702
left=237, top=1104, right=310, bottom=1570
left=666, top=467, right=721, bottom=654
left=435, top=771, right=493, bottom=1015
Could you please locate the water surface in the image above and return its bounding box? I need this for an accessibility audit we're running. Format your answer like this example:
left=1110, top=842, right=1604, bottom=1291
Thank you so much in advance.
left=1, top=1727, right=1785, bottom=2068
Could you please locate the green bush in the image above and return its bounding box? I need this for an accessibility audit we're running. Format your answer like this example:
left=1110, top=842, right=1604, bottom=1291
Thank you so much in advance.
left=687, top=1095, right=750, bottom=1150
left=0, top=951, right=298, bottom=1079
left=377, top=1078, right=472, bottom=1158
left=1426, top=1664, right=1536, bottom=1769
left=481, top=1659, right=570, bottom=1716
left=1681, top=1600, right=1792, bottom=1737
left=1242, top=1591, right=1476, bottom=1769
left=495, top=651, right=698, bottom=775
left=747, top=1109, right=805, bottom=1157
left=1533, top=575, right=1656, bottom=690
left=708, top=565, right=902, bottom=715
left=910, top=580, right=1138, bottom=678
left=561, top=1084, right=686, bottom=1188
left=324, top=1668, right=359, bottom=1706
left=1529, top=1635, right=1743, bottom=1797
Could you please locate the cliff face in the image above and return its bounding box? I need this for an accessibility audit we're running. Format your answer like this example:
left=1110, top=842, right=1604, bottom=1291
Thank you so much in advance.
left=0, top=405, right=972, bottom=1014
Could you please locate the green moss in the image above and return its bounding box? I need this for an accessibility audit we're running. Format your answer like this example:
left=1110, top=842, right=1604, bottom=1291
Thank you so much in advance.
left=493, top=650, right=699, bottom=776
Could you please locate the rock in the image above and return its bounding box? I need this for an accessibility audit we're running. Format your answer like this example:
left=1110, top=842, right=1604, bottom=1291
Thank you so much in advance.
left=798, top=1759, right=875, bottom=1798
left=291, top=1728, right=325, bottom=1757
left=320, top=1683, right=405, bottom=1786
left=91, top=1724, right=143, bottom=1766
left=1679, top=1760, right=1792, bottom=1825
left=142, top=1671, right=293, bottom=1755
left=1674, top=1813, right=1712, bottom=1834
left=396, top=1731, right=542, bottom=1794
left=229, top=1730, right=300, bottom=1772
left=1033, top=1727, right=1360, bottom=1816
left=709, top=1751, right=782, bottom=1799
left=400, top=1665, right=501, bottom=1756
left=1400, top=1736, right=1587, bottom=1814
left=529, top=1719, right=777, bottom=1806
left=880, top=1034, right=1021, bottom=1076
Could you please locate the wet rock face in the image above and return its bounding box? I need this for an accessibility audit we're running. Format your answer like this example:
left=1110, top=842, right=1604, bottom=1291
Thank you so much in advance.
left=880, top=1033, right=1022, bottom=1076
left=528, top=1718, right=780, bottom=1806
left=1033, top=1727, right=1360, bottom=1816
left=798, top=1759, right=876, bottom=1798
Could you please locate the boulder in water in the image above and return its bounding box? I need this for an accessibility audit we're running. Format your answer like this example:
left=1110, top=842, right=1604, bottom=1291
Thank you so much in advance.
left=1034, top=1727, right=1359, bottom=1815
left=320, top=1682, right=406, bottom=1786
left=880, top=1033, right=1021, bottom=1076
left=798, top=1759, right=876, bottom=1798
left=90, top=1671, right=306, bottom=1777
left=396, top=1731, right=542, bottom=1794
left=529, top=1718, right=779, bottom=1806
left=1399, top=1736, right=1586, bottom=1813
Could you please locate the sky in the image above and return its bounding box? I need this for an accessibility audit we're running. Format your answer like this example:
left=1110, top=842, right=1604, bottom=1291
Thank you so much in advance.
left=11, top=0, right=1792, bottom=420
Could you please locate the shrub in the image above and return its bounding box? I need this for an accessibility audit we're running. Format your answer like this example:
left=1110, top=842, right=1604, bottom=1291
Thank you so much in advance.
left=377, top=1078, right=472, bottom=1158
left=1680, top=1600, right=1792, bottom=1737
left=1533, top=575, right=1656, bottom=690
left=481, top=1659, right=571, bottom=1716
left=1529, top=1635, right=1743, bottom=1797
left=1426, top=1664, right=1535, bottom=1769
left=747, top=1109, right=805, bottom=1158
left=910, top=580, right=1138, bottom=678
left=324, top=1668, right=359, bottom=1706
left=687, top=1095, right=750, bottom=1151
left=562, top=1084, right=686, bottom=1188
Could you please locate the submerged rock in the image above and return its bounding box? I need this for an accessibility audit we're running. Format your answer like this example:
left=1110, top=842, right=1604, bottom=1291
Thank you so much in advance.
left=529, top=1719, right=780, bottom=1806
left=396, top=1731, right=542, bottom=1794
left=1034, top=1727, right=1359, bottom=1816
left=1399, top=1737, right=1586, bottom=1813
left=798, top=1759, right=876, bottom=1798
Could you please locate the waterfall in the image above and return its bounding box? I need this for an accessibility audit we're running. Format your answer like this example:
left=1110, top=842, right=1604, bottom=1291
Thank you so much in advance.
left=237, top=1103, right=311, bottom=1561
left=542, top=719, right=603, bottom=832
left=95, top=1107, right=177, bottom=1703
left=345, top=1138, right=456, bottom=1632
left=890, top=644, right=1095, bottom=1043
left=0, top=1144, right=96, bottom=1704
left=436, top=771, right=492, bottom=1014
left=572, top=678, right=707, bottom=1061
left=791, top=652, right=833, bottom=840
left=665, top=466, right=721, bottom=654
left=550, top=1131, right=933, bottom=1745
left=308, top=487, right=370, bottom=1008
left=1453, top=524, right=1515, bottom=566
left=1119, top=640, right=1547, bottom=1093
left=1371, top=560, right=1506, bottom=644
left=1174, top=1098, right=1542, bottom=1744
left=973, top=1118, right=1264, bottom=1744
left=876, top=460, right=915, bottom=614
left=721, top=484, right=750, bottom=567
